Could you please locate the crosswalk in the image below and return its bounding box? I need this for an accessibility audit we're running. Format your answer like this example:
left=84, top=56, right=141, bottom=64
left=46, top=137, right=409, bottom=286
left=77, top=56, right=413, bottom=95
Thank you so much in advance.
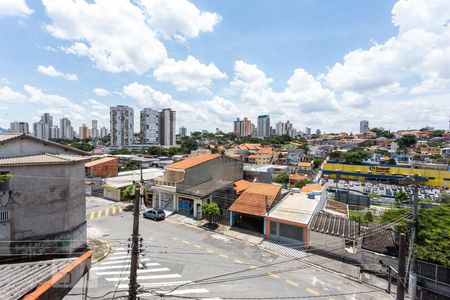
left=87, top=206, right=124, bottom=221
left=259, top=240, right=307, bottom=259
left=91, top=248, right=222, bottom=299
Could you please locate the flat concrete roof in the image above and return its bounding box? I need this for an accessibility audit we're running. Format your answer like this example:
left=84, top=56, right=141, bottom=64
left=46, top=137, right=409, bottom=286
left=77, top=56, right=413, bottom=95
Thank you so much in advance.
left=105, top=168, right=164, bottom=188
left=268, top=192, right=320, bottom=225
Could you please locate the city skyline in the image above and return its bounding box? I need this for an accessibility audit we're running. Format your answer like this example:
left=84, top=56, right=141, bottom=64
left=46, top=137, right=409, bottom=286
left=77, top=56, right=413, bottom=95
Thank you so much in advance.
left=1, top=0, right=449, bottom=133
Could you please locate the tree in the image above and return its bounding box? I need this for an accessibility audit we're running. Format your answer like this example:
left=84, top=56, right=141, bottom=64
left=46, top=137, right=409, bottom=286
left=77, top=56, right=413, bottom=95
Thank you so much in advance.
left=394, top=190, right=409, bottom=207
left=202, top=203, right=219, bottom=224
left=343, top=148, right=371, bottom=164
left=415, top=203, right=450, bottom=266
left=440, top=193, right=450, bottom=204
left=380, top=208, right=411, bottom=234
left=312, top=158, right=323, bottom=169
left=179, top=136, right=198, bottom=154
left=101, top=134, right=111, bottom=145
left=387, top=157, right=397, bottom=165
left=397, top=134, right=417, bottom=149
left=329, top=151, right=344, bottom=160
left=431, top=130, right=444, bottom=138
left=211, top=147, right=219, bottom=154
left=122, top=185, right=134, bottom=200
left=294, top=179, right=312, bottom=189
left=70, top=141, right=94, bottom=152
left=272, top=173, right=289, bottom=184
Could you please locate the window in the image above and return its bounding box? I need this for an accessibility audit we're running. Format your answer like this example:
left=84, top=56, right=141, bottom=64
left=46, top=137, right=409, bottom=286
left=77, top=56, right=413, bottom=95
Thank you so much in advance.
left=270, top=221, right=277, bottom=235
left=0, top=172, right=11, bottom=192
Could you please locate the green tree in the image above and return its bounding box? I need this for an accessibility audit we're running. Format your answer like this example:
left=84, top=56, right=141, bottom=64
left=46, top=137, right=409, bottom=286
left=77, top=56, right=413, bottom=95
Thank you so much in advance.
left=202, top=202, right=220, bottom=224
left=394, top=190, right=409, bottom=207
left=294, top=179, right=312, bottom=189
left=387, top=157, right=397, bottom=165
left=272, top=173, right=289, bottom=184
left=431, top=130, right=444, bottom=138
left=122, top=185, right=134, bottom=200
left=397, top=134, right=417, bottom=149
left=380, top=208, right=411, bottom=234
left=211, top=147, right=219, bottom=154
left=415, top=203, right=450, bottom=266
left=179, top=136, right=199, bottom=154
left=101, top=134, right=111, bottom=145
left=343, top=148, right=371, bottom=164
left=329, top=151, right=344, bottom=160
left=70, top=141, right=94, bottom=152
left=312, top=158, right=323, bottom=169
left=440, top=193, right=450, bottom=204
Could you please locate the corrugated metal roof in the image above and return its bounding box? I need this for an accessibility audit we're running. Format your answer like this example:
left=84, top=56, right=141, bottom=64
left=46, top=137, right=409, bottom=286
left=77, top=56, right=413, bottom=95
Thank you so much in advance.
left=179, top=179, right=233, bottom=198
left=0, top=153, right=88, bottom=166
left=309, top=211, right=361, bottom=239
left=0, top=257, right=75, bottom=300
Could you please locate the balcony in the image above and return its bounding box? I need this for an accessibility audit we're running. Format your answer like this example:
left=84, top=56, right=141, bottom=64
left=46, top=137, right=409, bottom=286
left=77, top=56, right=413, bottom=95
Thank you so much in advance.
left=154, top=178, right=177, bottom=187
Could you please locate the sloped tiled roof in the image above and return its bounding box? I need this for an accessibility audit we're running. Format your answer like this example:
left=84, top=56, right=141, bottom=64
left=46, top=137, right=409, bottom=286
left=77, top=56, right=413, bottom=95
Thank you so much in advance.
left=298, top=161, right=312, bottom=167
left=85, top=157, right=118, bottom=167
left=0, top=153, right=88, bottom=166
left=257, top=147, right=273, bottom=154
left=229, top=182, right=281, bottom=217
left=301, top=184, right=322, bottom=193
left=309, top=211, right=361, bottom=239
left=165, top=154, right=221, bottom=170
left=0, top=133, right=21, bottom=142
left=289, top=174, right=308, bottom=181
left=234, top=179, right=251, bottom=194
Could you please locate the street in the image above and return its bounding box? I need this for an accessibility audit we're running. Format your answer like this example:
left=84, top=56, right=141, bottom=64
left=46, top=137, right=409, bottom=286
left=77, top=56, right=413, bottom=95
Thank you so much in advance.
left=66, top=198, right=392, bottom=300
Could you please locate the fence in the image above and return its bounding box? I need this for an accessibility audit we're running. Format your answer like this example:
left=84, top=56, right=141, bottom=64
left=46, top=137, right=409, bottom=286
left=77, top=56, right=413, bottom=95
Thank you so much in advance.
left=415, top=260, right=450, bottom=297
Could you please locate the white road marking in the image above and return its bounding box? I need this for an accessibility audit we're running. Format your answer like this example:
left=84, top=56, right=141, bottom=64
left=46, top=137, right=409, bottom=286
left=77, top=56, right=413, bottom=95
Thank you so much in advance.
left=111, top=251, right=128, bottom=256
left=141, top=288, right=209, bottom=296
left=100, top=258, right=151, bottom=265
left=107, top=255, right=129, bottom=260
left=92, top=263, right=159, bottom=271
left=117, top=280, right=192, bottom=289
left=105, top=273, right=181, bottom=282
left=96, top=268, right=170, bottom=276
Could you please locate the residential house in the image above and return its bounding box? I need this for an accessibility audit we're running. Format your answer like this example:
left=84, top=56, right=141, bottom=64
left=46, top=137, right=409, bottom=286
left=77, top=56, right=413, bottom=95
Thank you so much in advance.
left=255, top=147, right=276, bottom=165
left=289, top=174, right=308, bottom=186
left=298, top=161, right=313, bottom=173
left=286, top=148, right=304, bottom=165
left=85, top=157, right=118, bottom=178
left=0, top=133, right=89, bottom=257
left=152, top=154, right=243, bottom=219
left=229, top=182, right=282, bottom=233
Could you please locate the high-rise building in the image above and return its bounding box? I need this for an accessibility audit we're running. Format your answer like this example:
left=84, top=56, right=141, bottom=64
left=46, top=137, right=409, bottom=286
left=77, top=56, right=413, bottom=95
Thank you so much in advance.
left=159, top=108, right=176, bottom=146
left=179, top=126, right=187, bottom=138
left=360, top=120, right=369, bottom=133
left=33, top=121, right=50, bottom=140
left=91, top=120, right=98, bottom=139
left=257, top=115, right=270, bottom=138
left=100, top=127, right=108, bottom=139
left=110, top=105, right=134, bottom=149
left=50, top=126, right=60, bottom=139
left=60, top=118, right=74, bottom=139
left=79, top=124, right=90, bottom=140
left=316, top=129, right=321, bottom=136
left=140, top=108, right=159, bottom=145
left=41, top=113, right=53, bottom=128
left=10, top=121, right=29, bottom=134
left=275, top=121, right=284, bottom=136
left=234, top=117, right=254, bottom=137
left=305, top=127, right=311, bottom=136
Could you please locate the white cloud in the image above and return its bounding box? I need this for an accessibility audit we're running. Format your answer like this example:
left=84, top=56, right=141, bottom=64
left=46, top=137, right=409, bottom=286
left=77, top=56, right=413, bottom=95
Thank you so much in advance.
left=140, top=0, right=221, bottom=41
left=23, top=85, right=85, bottom=122
left=122, top=82, right=194, bottom=112
left=201, top=96, right=238, bottom=122
left=43, top=0, right=167, bottom=74
left=92, top=88, right=111, bottom=97
left=0, top=86, right=26, bottom=103
left=153, top=56, right=227, bottom=91
left=83, top=99, right=108, bottom=110
left=0, top=0, right=33, bottom=16
left=0, top=77, right=10, bottom=85
left=36, top=65, right=78, bottom=81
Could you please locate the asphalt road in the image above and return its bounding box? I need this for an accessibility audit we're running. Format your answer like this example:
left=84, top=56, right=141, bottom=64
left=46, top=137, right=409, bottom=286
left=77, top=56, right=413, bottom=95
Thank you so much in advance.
left=66, top=199, right=392, bottom=300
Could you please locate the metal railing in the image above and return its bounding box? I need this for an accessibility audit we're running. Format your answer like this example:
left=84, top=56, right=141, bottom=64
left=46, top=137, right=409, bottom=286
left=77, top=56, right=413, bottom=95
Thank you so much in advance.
left=415, top=260, right=450, bottom=295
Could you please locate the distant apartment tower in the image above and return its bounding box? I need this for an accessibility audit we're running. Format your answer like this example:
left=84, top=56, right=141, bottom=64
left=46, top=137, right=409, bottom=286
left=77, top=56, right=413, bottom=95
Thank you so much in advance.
left=360, top=120, right=369, bottom=133
left=10, top=121, right=29, bottom=134
left=50, top=126, right=60, bottom=139
left=91, top=120, right=98, bottom=139
left=100, top=127, right=108, bottom=139
left=140, top=108, right=159, bottom=145
left=60, top=118, right=74, bottom=139
left=33, top=113, right=54, bottom=140
left=159, top=108, right=176, bottom=146
left=257, top=115, right=270, bottom=138
left=179, top=126, right=187, bottom=138
left=79, top=124, right=90, bottom=140
left=305, top=127, right=311, bottom=136
left=234, top=117, right=254, bottom=137
left=110, top=105, right=134, bottom=149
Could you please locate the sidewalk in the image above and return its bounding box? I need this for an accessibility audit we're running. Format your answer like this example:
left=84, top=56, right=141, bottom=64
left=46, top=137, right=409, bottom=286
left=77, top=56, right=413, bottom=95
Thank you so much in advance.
left=87, top=237, right=111, bottom=264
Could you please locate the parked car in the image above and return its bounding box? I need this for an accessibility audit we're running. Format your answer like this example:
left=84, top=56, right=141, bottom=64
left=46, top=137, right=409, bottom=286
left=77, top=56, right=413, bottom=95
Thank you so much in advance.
left=143, top=209, right=165, bottom=221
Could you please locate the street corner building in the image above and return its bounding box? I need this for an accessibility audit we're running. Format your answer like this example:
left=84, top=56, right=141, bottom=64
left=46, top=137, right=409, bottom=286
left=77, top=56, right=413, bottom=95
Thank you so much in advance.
left=0, top=133, right=89, bottom=258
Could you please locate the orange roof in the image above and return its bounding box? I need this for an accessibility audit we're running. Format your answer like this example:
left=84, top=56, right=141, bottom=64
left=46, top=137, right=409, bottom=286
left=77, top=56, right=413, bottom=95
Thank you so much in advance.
left=257, top=147, right=273, bottom=154
left=289, top=174, right=308, bottom=181
left=301, top=184, right=322, bottom=193
left=85, top=157, right=117, bottom=167
left=228, top=154, right=241, bottom=159
left=165, top=153, right=221, bottom=170
left=298, top=162, right=312, bottom=167
left=229, top=182, right=281, bottom=217
left=248, top=154, right=257, bottom=159
left=234, top=179, right=251, bottom=194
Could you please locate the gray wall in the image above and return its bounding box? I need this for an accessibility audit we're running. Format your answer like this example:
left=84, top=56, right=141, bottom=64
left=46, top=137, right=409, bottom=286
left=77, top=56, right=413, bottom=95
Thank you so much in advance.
left=0, top=138, right=82, bottom=158
left=361, top=249, right=398, bottom=273
left=0, top=162, right=86, bottom=255
left=179, top=156, right=243, bottom=190
left=309, top=231, right=361, bottom=262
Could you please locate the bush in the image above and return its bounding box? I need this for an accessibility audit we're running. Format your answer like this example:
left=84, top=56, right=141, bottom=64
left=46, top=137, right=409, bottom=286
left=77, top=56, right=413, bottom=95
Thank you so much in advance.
left=202, top=203, right=219, bottom=223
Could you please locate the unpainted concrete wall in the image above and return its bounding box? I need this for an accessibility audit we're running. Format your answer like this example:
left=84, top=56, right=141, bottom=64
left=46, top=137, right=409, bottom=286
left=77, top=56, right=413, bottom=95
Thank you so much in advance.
left=0, top=138, right=81, bottom=158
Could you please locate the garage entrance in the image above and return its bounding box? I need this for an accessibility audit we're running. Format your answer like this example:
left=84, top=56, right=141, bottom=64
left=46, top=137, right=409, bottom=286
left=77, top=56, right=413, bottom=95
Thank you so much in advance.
left=269, top=221, right=304, bottom=245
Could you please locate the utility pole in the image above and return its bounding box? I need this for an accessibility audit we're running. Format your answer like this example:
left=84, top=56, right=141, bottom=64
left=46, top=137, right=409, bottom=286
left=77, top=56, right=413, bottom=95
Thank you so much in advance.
left=397, top=233, right=406, bottom=300
left=128, top=188, right=140, bottom=300
left=407, top=175, right=420, bottom=299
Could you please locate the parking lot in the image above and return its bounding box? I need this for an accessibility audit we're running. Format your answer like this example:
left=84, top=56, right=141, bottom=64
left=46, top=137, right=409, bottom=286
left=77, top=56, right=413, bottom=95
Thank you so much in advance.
left=326, top=179, right=444, bottom=202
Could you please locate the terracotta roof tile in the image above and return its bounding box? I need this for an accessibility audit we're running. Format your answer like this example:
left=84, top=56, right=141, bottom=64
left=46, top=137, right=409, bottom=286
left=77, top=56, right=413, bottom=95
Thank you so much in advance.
left=234, top=179, right=251, bottom=194
left=298, top=162, right=312, bottom=167
left=301, top=184, right=322, bottom=193
left=85, top=157, right=118, bottom=167
left=165, top=153, right=221, bottom=170
left=257, top=147, right=273, bottom=154
left=289, top=174, right=308, bottom=181
left=229, top=182, right=281, bottom=216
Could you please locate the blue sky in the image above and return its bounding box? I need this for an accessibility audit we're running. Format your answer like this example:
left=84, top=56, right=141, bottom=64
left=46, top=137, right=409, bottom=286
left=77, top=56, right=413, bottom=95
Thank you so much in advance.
left=0, top=0, right=449, bottom=134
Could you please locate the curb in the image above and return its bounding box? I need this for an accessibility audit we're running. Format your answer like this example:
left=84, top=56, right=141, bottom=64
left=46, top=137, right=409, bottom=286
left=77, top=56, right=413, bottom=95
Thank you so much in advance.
left=89, top=238, right=112, bottom=265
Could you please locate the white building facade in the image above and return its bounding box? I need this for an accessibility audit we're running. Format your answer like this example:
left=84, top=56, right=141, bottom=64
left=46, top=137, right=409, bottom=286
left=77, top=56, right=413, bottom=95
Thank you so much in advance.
left=110, top=105, right=134, bottom=149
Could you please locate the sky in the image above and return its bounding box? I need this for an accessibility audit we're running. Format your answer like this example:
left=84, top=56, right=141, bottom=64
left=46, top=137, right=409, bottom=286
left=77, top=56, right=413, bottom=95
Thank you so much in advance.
left=0, top=0, right=449, bottom=134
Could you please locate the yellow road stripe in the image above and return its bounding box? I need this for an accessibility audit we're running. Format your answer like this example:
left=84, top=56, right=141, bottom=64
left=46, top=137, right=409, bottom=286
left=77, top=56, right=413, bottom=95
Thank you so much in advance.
left=119, top=207, right=123, bottom=213
left=286, top=280, right=298, bottom=287
left=249, top=265, right=258, bottom=269
left=219, top=253, right=229, bottom=258
left=182, top=240, right=191, bottom=245
left=112, top=207, right=116, bottom=214
left=105, top=208, right=109, bottom=216
left=97, top=210, right=102, bottom=218
left=206, top=248, right=214, bottom=253
left=329, top=298, right=335, bottom=300
left=193, top=244, right=201, bottom=249
left=172, top=237, right=178, bottom=240
left=234, top=259, right=244, bottom=264
left=89, top=211, right=95, bottom=220
left=306, top=288, right=320, bottom=296
left=267, top=272, right=280, bottom=279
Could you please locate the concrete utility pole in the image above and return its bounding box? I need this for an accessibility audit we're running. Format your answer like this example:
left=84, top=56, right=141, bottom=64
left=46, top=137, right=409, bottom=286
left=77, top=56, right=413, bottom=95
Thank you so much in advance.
left=397, top=233, right=406, bottom=300
left=128, top=188, right=140, bottom=300
left=407, top=175, right=420, bottom=299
